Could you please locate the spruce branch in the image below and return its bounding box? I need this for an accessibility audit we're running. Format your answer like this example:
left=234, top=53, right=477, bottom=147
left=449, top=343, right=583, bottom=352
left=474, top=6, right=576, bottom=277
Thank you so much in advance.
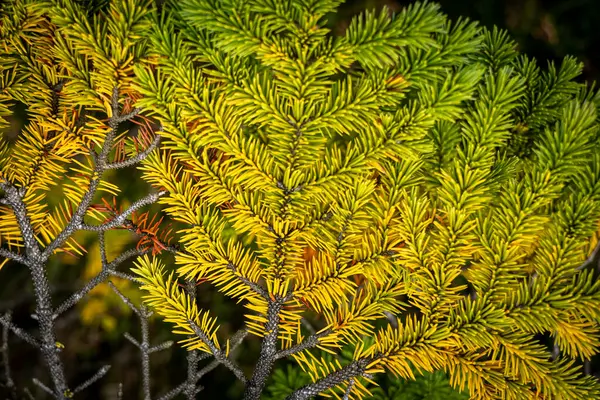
left=285, top=359, right=371, bottom=400
left=40, top=88, right=160, bottom=261
left=79, top=191, right=167, bottom=232
left=243, top=299, right=282, bottom=400
left=0, top=85, right=163, bottom=398
left=274, top=329, right=332, bottom=360
left=104, top=134, right=162, bottom=170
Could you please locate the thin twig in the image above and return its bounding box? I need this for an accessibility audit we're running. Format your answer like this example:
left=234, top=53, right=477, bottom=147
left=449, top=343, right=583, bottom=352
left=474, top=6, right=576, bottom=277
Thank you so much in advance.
left=109, top=281, right=175, bottom=400
left=1, top=312, right=14, bottom=388
left=0, top=248, right=28, bottom=266
left=79, top=191, right=167, bottom=232
left=0, top=314, right=39, bottom=347
left=189, top=322, right=248, bottom=384
left=104, top=135, right=161, bottom=170
left=140, top=305, right=152, bottom=400
left=155, top=328, right=248, bottom=400
left=182, top=281, right=199, bottom=400
left=274, top=329, right=331, bottom=360
left=73, top=365, right=110, bottom=393
left=107, top=281, right=141, bottom=317
left=32, top=378, right=56, bottom=398
left=53, top=245, right=148, bottom=318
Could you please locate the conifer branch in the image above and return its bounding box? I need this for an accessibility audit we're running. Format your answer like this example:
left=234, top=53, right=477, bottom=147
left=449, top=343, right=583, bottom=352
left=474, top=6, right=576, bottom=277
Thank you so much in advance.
left=104, top=134, right=162, bottom=170
left=53, top=234, right=148, bottom=319
left=243, top=299, right=282, bottom=400
left=274, top=329, right=332, bottom=360
left=41, top=88, right=161, bottom=261
left=285, top=359, right=371, bottom=400
left=0, top=248, right=28, bottom=266
left=188, top=321, right=248, bottom=384
left=79, top=191, right=167, bottom=232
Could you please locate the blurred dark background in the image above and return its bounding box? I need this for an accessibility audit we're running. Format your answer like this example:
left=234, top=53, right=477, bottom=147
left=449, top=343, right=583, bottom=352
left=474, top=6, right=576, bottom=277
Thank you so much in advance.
left=340, top=0, right=600, bottom=83
left=1, top=0, right=600, bottom=399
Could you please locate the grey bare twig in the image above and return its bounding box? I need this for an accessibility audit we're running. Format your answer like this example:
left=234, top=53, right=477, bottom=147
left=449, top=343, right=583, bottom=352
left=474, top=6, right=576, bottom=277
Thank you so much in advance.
left=274, top=329, right=332, bottom=360
left=0, top=248, right=28, bottom=266
left=1, top=311, right=14, bottom=389
left=285, top=359, right=371, bottom=400
left=104, top=135, right=161, bottom=170
left=53, top=234, right=149, bottom=319
left=73, top=365, right=111, bottom=394
left=0, top=314, right=39, bottom=347
left=156, top=327, right=248, bottom=400
left=188, top=321, right=248, bottom=384
left=108, top=281, right=173, bottom=400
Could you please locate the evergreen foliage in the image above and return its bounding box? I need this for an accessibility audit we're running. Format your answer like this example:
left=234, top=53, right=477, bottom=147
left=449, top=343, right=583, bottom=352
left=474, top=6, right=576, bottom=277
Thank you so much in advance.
left=1, top=0, right=600, bottom=399
left=130, top=0, right=600, bottom=399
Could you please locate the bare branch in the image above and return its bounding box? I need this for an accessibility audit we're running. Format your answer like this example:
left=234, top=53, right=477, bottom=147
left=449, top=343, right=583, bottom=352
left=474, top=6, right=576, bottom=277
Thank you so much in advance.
left=1, top=312, right=14, bottom=389
left=149, top=340, right=173, bottom=354
left=156, top=328, right=247, bottom=400
left=301, top=317, right=316, bottom=335
left=80, top=191, right=167, bottom=232
left=124, top=332, right=140, bottom=348
left=285, top=359, right=370, bottom=400
left=107, top=281, right=141, bottom=316
left=0, top=248, right=28, bottom=266
left=104, top=135, right=162, bottom=170
left=182, top=281, right=199, bottom=400
left=189, top=322, right=247, bottom=384
left=139, top=305, right=152, bottom=400
left=24, top=387, right=35, bottom=400
left=114, top=107, right=141, bottom=124
left=274, top=329, right=332, bottom=360
left=53, top=245, right=148, bottom=318
left=343, top=378, right=355, bottom=400
left=109, top=270, right=144, bottom=283
left=383, top=311, right=398, bottom=329
left=0, top=183, right=42, bottom=260
left=73, top=365, right=110, bottom=393
left=32, top=378, right=56, bottom=398
left=0, top=314, right=39, bottom=347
